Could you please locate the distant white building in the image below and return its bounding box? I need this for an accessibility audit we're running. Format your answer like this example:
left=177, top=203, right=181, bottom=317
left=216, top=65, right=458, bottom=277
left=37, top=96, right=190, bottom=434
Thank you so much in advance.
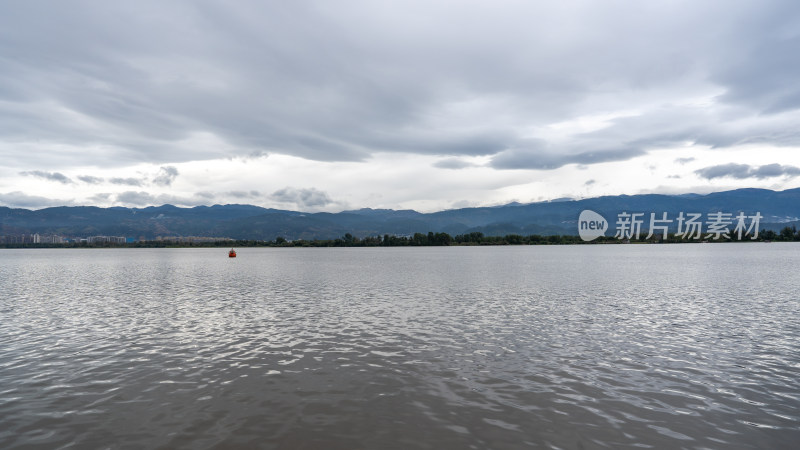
left=0, top=234, right=65, bottom=244
left=44, top=235, right=65, bottom=244
left=87, top=236, right=127, bottom=244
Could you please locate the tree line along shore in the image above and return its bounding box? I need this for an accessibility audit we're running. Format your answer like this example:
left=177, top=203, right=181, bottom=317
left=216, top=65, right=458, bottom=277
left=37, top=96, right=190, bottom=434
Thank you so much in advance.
left=2, top=227, right=799, bottom=248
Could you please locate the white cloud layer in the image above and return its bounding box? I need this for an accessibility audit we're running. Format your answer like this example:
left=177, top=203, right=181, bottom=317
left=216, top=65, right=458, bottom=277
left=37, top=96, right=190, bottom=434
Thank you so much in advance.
left=1, top=0, right=800, bottom=210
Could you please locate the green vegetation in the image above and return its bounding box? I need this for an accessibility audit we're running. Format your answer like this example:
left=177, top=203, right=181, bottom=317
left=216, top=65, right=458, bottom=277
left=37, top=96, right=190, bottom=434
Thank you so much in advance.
left=4, top=227, right=799, bottom=249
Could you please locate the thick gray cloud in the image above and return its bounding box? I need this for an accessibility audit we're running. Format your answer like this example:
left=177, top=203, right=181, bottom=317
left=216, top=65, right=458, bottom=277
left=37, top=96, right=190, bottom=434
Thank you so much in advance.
left=270, top=187, right=333, bottom=208
left=109, top=177, right=145, bottom=187
left=89, top=193, right=112, bottom=202
left=152, top=166, right=179, bottom=186
left=114, top=191, right=207, bottom=207
left=753, top=164, right=800, bottom=178
left=0, top=191, right=73, bottom=208
left=433, top=158, right=477, bottom=170
left=115, top=191, right=158, bottom=206
left=20, top=170, right=73, bottom=184
left=226, top=190, right=261, bottom=199
left=491, top=145, right=645, bottom=170
left=695, top=163, right=800, bottom=180
left=1, top=0, right=798, bottom=172
left=194, top=191, right=216, bottom=200
left=78, top=175, right=104, bottom=184
left=714, top=35, right=800, bottom=114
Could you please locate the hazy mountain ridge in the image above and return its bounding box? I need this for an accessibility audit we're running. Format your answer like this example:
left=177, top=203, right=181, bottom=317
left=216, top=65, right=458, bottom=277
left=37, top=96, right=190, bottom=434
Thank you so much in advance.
left=2, top=188, right=799, bottom=240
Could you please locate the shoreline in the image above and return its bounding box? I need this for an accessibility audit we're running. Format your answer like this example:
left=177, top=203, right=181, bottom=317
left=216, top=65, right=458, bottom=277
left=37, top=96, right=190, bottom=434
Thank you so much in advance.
left=0, top=234, right=788, bottom=249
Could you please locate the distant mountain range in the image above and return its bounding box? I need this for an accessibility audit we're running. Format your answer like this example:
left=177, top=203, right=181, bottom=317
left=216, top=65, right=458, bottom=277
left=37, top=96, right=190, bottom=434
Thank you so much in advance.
left=2, top=188, right=799, bottom=240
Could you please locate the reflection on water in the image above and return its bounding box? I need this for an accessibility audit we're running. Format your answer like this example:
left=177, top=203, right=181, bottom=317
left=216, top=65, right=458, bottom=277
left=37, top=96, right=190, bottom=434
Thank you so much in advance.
left=1, top=245, right=799, bottom=448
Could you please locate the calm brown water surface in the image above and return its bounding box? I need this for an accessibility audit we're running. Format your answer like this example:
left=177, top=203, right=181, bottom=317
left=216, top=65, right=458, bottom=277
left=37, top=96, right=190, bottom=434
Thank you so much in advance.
left=1, top=245, right=798, bottom=449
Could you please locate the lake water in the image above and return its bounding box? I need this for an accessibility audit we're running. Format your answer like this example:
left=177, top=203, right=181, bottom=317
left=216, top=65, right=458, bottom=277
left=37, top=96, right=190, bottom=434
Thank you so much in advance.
left=1, top=245, right=798, bottom=449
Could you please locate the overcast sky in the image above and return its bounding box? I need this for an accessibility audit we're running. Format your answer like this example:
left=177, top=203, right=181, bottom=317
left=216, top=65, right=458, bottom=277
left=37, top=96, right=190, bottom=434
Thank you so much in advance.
left=2, top=0, right=800, bottom=211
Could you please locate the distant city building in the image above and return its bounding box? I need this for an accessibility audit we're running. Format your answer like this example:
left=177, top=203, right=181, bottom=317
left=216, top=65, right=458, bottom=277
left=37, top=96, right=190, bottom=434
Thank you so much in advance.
left=155, top=236, right=234, bottom=243
left=0, top=234, right=66, bottom=244
left=87, top=236, right=127, bottom=244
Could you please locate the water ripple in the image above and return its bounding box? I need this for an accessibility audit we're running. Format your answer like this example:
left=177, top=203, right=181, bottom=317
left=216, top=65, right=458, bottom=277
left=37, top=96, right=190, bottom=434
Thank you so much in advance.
left=1, top=246, right=799, bottom=448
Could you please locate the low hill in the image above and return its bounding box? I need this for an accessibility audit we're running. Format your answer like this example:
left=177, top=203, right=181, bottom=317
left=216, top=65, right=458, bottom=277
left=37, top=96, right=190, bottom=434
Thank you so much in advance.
left=1, top=188, right=798, bottom=240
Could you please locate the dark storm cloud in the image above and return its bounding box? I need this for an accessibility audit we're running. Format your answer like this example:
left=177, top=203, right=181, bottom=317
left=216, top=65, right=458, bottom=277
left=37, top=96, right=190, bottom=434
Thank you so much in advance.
left=20, top=170, right=73, bottom=184
left=1, top=0, right=799, bottom=170
left=695, top=163, right=800, bottom=180
left=270, top=187, right=332, bottom=208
